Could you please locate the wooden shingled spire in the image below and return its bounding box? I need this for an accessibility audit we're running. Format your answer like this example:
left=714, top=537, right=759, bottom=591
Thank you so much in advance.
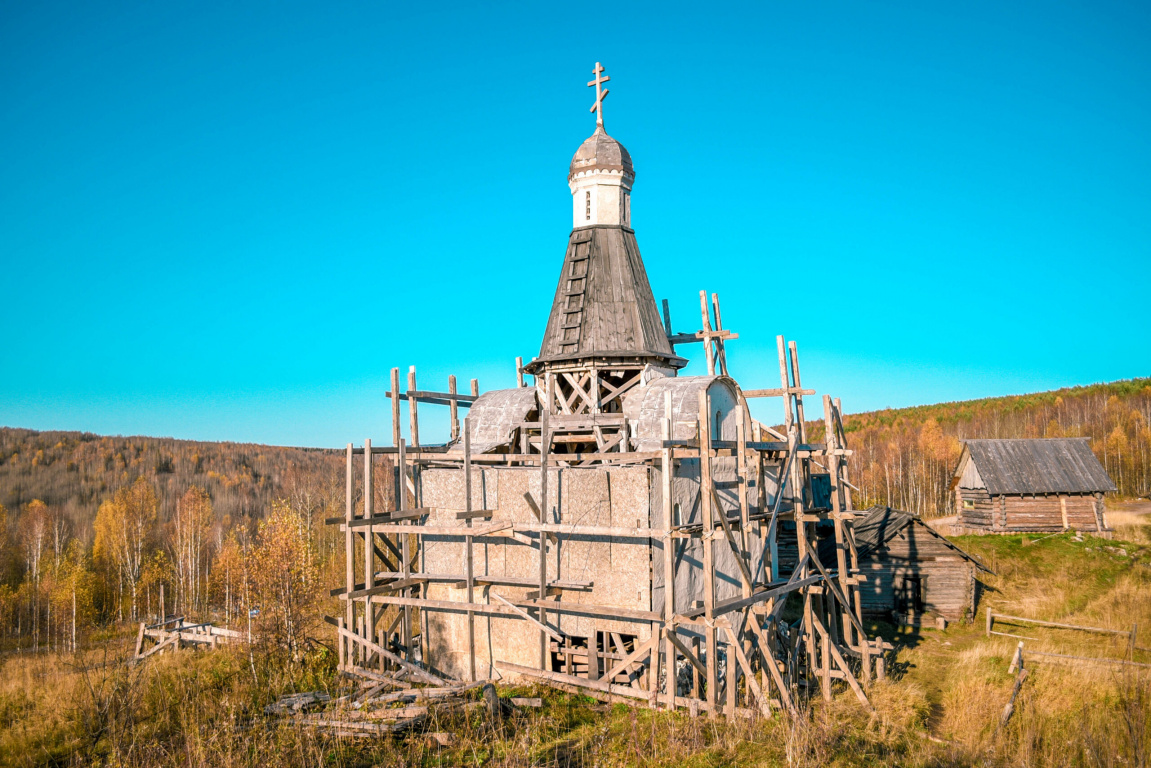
left=523, top=63, right=684, bottom=455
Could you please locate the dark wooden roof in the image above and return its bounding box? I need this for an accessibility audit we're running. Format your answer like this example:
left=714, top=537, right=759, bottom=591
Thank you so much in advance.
left=960, top=438, right=1116, bottom=495
left=528, top=225, right=685, bottom=371
left=842, top=506, right=991, bottom=571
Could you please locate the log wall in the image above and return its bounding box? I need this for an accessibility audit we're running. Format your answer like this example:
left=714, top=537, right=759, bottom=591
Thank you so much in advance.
left=956, top=488, right=1103, bottom=532
left=856, top=523, right=976, bottom=622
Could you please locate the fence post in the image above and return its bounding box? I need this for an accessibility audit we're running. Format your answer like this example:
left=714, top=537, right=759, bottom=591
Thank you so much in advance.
left=986, top=607, right=993, bottom=637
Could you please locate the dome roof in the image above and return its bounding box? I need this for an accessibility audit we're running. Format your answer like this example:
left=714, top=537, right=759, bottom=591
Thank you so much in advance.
left=569, top=127, right=634, bottom=180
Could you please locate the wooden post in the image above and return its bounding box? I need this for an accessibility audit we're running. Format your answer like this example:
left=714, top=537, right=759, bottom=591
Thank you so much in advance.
left=649, top=622, right=661, bottom=705
left=464, top=418, right=476, bottom=681
left=364, top=439, right=375, bottom=647
left=776, top=336, right=793, bottom=430
left=986, top=607, right=993, bottom=637
left=736, top=400, right=750, bottom=571
left=345, top=444, right=355, bottom=666
left=539, top=379, right=551, bottom=670
left=588, top=630, right=599, bottom=680
left=711, top=292, right=728, bottom=376
left=449, top=375, right=460, bottom=442
left=819, top=607, right=831, bottom=700
left=726, top=638, right=737, bottom=715
left=391, top=368, right=401, bottom=447
left=1060, top=495, right=1069, bottom=530
left=699, top=389, right=718, bottom=714
left=662, top=391, right=677, bottom=710
left=691, top=636, right=701, bottom=700
left=470, top=378, right=479, bottom=398
left=398, top=438, right=412, bottom=659
left=788, top=342, right=813, bottom=508
left=516, top=357, right=525, bottom=388
left=408, top=367, right=420, bottom=449
left=833, top=398, right=854, bottom=511
left=1008, top=641, right=1024, bottom=674
left=337, top=617, right=345, bottom=669
left=700, top=290, right=715, bottom=376
left=824, top=394, right=868, bottom=681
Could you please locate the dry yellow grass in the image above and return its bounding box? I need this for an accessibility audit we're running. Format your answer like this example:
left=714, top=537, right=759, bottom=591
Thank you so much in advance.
left=2, top=513, right=1149, bottom=767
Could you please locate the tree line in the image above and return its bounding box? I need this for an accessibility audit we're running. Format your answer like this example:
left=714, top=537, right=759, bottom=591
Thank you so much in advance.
left=0, top=429, right=344, bottom=653
left=817, top=378, right=1151, bottom=518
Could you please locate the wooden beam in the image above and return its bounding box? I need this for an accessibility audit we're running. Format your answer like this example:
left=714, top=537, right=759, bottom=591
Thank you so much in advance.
left=337, top=626, right=445, bottom=685
left=492, top=592, right=564, bottom=643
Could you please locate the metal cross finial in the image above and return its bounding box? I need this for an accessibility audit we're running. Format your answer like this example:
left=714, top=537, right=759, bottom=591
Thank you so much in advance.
left=587, top=62, right=610, bottom=128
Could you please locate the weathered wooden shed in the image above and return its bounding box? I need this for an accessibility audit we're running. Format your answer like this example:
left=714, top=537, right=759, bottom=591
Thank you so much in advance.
left=951, top=438, right=1116, bottom=534
left=838, top=506, right=991, bottom=623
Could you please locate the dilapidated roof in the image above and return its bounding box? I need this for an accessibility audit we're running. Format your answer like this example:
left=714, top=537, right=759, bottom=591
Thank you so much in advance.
left=956, top=438, right=1116, bottom=495
left=840, top=506, right=992, bottom=572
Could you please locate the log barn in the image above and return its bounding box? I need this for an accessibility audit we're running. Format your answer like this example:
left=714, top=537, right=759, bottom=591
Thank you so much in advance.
left=951, top=438, right=1115, bottom=534
left=830, top=506, right=990, bottom=624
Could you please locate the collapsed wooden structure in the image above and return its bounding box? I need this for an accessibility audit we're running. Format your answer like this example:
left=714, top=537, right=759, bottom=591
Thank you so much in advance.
left=133, top=617, right=242, bottom=661
left=330, top=63, right=887, bottom=717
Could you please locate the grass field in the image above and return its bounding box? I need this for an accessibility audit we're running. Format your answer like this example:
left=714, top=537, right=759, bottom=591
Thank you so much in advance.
left=2, top=506, right=1148, bottom=767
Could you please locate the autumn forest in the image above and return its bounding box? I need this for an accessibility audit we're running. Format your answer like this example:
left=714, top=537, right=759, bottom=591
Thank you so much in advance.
left=0, top=377, right=1148, bottom=653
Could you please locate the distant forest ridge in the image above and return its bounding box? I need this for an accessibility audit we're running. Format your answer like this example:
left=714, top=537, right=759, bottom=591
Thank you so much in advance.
left=1, top=374, right=1146, bottom=542
left=816, top=377, right=1151, bottom=517
left=0, top=428, right=340, bottom=544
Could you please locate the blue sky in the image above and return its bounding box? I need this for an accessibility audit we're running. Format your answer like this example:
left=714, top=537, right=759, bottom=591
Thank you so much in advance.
left=2, top=1, right=1148, bottom=448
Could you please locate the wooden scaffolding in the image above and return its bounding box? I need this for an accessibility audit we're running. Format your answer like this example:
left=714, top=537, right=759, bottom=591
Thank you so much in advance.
left=330, top=302, right=887, bottom=717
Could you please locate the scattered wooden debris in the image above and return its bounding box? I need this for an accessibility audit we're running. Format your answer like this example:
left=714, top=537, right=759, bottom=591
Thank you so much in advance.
left=261, top=677, right=498, bottom=740
left=264, top=691, right=330, bottom=715
left=133, top=617, right=242, bottom=662
left=510, top=697, right=542, bottom=708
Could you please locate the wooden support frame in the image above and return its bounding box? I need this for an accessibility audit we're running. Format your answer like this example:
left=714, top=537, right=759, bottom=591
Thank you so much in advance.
left=337, top=344, right=878, bottom=716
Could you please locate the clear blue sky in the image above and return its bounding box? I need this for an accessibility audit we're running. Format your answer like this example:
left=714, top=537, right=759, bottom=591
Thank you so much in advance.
left=2, top=1, right=1149, bottom=448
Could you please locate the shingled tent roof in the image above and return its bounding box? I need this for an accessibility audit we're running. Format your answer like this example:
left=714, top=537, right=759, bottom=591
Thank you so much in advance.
left=956, top=438, right=1116, bottom=495
left=527, top=225, right=685, bottom=372
left=826, top=506, right=991, bottom=572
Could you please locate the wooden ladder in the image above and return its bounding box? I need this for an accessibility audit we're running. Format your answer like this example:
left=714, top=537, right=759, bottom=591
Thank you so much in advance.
left=559, top=232, right=592, bottom=355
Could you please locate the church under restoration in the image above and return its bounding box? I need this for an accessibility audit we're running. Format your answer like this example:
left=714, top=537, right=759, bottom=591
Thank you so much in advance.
left=332, top=64, right=886, bottom=717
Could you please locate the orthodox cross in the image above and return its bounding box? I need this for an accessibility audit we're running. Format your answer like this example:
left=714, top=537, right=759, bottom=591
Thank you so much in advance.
left=587, top=62, right=610, bottom=127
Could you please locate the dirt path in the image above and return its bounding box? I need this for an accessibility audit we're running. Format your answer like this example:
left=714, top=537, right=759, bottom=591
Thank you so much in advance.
left=1111, top=500, right=1151, bottom=516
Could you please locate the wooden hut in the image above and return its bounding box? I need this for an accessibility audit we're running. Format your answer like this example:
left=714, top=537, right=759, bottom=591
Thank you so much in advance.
left=951, top=438, right=1116, bottom=534
left=835, top=506, right=991, bottom=623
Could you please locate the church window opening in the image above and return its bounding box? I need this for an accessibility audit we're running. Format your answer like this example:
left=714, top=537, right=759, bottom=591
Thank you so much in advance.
left=585, top=191, right=591, bottom=221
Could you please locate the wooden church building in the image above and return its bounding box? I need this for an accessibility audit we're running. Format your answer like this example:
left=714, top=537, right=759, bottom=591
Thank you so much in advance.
left=951, top=438, right=1116, bottom=534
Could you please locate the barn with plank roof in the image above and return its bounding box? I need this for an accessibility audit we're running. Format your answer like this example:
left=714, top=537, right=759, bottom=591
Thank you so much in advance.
left=950, top=438, right=1116, bottom=534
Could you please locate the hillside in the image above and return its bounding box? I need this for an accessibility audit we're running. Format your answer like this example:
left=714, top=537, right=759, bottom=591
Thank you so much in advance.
left=0, top=428, right=343, bottom=647
left=0, top=428, right=340, bottom=536
left=819, top=378, right=1151, bottom=518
